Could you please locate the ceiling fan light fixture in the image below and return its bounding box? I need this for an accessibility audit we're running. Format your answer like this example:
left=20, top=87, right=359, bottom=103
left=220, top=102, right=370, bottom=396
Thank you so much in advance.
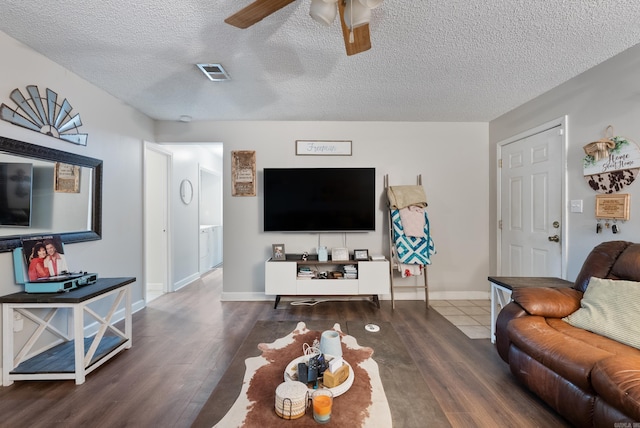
left=358, top=0, right=383, bottom=9
left=310, top=0, right=338, bottom=26
left=343, top=0, right=371, bottom=29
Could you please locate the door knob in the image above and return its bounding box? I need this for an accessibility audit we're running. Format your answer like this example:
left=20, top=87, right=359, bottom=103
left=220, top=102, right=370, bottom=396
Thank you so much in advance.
left=548, top=235, right=560, bottom=242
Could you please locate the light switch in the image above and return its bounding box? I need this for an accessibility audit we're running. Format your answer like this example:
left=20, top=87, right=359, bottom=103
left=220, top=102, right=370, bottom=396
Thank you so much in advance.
left=570, top=200, right=583, bottom=213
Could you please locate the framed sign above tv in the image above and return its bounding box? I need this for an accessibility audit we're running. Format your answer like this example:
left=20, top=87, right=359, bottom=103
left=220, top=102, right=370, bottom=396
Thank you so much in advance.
left=295, top=140, right=352, bottom=156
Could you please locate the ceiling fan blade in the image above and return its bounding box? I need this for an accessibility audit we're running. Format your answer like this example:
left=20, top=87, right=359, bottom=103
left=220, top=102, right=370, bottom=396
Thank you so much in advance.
left=225, top=0, right=297, bottom=29
left=338, top=1, right=372, bottom=56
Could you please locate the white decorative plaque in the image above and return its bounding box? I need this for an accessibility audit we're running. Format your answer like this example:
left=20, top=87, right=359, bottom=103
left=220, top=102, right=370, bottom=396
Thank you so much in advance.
left=296, top=140, right=352, bottom=156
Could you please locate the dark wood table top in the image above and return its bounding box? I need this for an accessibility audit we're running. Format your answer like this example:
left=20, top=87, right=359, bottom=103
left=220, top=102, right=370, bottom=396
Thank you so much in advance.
left=488, top=276, right=573, bottom=290
left=0, top=277, right=136, bottom=304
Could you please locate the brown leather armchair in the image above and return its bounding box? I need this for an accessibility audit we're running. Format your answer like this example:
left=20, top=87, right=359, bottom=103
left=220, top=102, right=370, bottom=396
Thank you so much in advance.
left=496, top=241, right=640, bottom=426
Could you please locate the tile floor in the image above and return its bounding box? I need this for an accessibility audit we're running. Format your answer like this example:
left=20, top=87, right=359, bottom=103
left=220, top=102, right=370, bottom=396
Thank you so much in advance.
left=430, top=300, right=491, bottom=339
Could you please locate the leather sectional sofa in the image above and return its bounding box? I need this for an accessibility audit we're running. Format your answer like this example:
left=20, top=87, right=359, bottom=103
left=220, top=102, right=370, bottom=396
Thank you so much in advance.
left=496, top=240, right=640, bottom=426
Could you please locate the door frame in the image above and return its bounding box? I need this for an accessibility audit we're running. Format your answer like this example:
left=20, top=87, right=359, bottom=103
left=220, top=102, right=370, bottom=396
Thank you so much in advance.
left=496, top=116, right=569, bottom=278
left=143, top=141, right=173, bottom=299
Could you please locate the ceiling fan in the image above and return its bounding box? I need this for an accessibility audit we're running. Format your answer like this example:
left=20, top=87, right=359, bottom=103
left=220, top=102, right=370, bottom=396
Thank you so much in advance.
left=224, top=0, right=383, bottom=56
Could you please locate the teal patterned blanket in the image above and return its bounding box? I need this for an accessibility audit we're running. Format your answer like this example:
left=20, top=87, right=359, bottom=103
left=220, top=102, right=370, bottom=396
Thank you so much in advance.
left=391, top=208, right=435, bottom=265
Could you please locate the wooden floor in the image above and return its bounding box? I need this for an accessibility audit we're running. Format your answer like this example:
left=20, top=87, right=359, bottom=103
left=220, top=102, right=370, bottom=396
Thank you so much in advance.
left=0, top=269, right=570, bottom=427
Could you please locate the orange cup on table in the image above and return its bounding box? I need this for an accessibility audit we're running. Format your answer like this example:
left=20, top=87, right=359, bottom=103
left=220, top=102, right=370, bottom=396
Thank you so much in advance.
left=311, top=389, right=333, bottom=423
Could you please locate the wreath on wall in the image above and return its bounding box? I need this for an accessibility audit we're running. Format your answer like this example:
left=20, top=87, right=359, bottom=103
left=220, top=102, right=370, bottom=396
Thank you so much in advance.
left=583, top=127, right=640, bottom=193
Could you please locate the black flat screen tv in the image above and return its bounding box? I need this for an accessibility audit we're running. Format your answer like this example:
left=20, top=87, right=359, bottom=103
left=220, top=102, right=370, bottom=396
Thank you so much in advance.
left=0, top=162, right=33, bottom=227
left=263, top=168, right=376, bottom=232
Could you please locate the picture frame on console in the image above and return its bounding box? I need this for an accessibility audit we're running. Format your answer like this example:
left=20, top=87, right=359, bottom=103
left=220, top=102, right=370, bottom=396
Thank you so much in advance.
left=354, top=249, right=369, bottom=261
left=331, top=247, right=349, bottom=261
left=272, top=244, right=286, bottom=261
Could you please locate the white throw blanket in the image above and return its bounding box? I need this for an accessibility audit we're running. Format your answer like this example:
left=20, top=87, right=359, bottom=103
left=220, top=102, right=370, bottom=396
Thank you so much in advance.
left=398, top=263, right=423, bottom=277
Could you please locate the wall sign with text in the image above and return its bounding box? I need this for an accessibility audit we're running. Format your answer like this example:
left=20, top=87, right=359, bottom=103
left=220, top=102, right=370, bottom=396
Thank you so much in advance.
left=595, top=193, right=630, bottom=220
left=231, top=150, right=256, bottom=196
left=296, top=140, right=352, bottom=156
left=583, top=136, right=640, bottom=193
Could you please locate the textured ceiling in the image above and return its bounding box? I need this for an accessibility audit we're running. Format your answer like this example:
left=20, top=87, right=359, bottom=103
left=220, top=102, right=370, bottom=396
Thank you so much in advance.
left=1, top=1, right=640, bottom=122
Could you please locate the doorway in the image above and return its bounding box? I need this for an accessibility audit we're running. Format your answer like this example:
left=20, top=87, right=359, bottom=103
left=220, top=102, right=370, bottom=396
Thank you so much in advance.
left=144, top=143, right=171, bottom=302
left=199, top=167, right=223, bottom=273
left=497, top=117, right=567, bottom=277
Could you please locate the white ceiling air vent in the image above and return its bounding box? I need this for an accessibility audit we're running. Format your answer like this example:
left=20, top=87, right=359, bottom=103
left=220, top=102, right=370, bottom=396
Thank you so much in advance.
left=197, top=63, right=231, bottom=81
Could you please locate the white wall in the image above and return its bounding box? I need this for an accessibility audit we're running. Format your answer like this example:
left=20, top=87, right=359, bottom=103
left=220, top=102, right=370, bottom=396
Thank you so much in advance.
left=156, top=121, right=490, bottom=300
left=490, top=43, right=640, bottom=280
left=0, top=32, right=153, bottom=319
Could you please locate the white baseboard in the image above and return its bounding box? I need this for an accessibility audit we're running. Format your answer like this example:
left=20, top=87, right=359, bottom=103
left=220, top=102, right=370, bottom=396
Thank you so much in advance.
left=374, top=290, right=490, bottom=301
left=222, top=292, right=271, bottom=301
left=429, top=290, right=490, bottom=300
left=146, top=282, right=163, bottom=292
left=223, top=291, right=490, bottom=302
left=132, top=299, right=146, bottom=313
left=174, top=272, right=200, bottom=291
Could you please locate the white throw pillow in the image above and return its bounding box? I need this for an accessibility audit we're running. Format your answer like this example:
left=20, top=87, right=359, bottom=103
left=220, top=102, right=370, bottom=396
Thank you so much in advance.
left=563, top=277, right=640, bottom=350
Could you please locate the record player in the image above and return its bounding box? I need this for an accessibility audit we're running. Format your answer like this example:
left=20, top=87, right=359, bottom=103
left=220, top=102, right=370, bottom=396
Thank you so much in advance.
left=13, top=246, right=98, bottom=293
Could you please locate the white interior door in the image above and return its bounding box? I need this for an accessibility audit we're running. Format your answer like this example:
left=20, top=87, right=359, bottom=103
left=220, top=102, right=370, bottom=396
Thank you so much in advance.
left=144, top=144, right=171, bottom=301
left=499, top=124, right=564, bottom=277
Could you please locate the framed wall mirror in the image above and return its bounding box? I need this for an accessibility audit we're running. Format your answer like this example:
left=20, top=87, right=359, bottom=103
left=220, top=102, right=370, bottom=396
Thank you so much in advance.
left=0, top=135, right=102, bottom=252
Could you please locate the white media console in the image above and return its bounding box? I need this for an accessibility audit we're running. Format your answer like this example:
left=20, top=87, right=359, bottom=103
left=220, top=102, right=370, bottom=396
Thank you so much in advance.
left=265, top=255, right=390, bottom=308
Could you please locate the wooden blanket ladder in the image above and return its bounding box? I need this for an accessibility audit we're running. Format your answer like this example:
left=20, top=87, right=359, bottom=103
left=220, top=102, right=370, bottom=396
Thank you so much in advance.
left=385, top=174, right=429, bottom=310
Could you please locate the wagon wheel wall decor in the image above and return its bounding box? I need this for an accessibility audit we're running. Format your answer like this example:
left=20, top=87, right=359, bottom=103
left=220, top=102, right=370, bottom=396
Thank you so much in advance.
left=0, top=85, right=88, bottom=146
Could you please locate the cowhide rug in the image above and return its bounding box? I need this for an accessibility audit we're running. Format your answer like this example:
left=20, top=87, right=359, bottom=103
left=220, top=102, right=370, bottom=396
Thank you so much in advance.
left=212, top=321, right=392, bottom=427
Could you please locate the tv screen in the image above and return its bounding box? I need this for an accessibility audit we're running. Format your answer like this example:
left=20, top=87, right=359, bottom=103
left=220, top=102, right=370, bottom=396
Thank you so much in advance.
left=263, top=168, right=376, bottom=232
left=0, top=162, right=33, bottom=227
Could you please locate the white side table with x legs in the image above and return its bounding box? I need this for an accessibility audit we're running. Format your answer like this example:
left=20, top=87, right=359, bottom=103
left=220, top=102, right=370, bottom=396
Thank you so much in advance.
left=1, top=277, right=135, bottom=385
